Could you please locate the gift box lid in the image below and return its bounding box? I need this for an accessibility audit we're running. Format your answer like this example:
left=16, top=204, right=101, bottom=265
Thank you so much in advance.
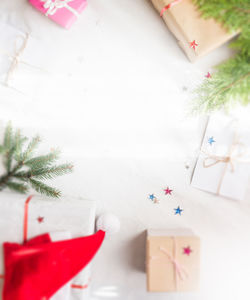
left=147, top=228, right=197, bottom=237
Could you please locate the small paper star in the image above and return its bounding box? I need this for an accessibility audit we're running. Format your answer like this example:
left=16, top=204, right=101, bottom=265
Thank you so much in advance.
left=164, top=187, right=173, bottom=195
left=153, top=198, right=160, bottom=204
left=174, top=206, right=183, bottom=215
left=183, top=246, right=192, bottom=256
left=37, top=216, right=44, bottom=223
left=189, top=40, right=198, bottom=50
left=208, top=136, right=215, bottom=145
left=149, top=194, right=156, bottom=201
left=205, top=72, right=211, bottom=78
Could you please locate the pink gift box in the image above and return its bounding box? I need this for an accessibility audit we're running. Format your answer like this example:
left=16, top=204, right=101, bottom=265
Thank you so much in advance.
left=29, top=0, right=87, bottom=29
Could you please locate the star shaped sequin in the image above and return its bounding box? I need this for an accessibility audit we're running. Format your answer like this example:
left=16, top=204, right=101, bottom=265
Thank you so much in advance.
left=37, top=216, right=44, bottom=223
left=149, top=194, right=156, bottom=201
left=208, top=136, right=215, bottom=145
left=189, top=40, right=198, bottom=50
left=205, top=72, right=212, bottom=78
left=153, top=198, right=160, bottom=204
left=183, top=246, right=192, bottom=256
left=174, top=206, right=183, bottom=215
left=164, top=187, right=173, bottom=195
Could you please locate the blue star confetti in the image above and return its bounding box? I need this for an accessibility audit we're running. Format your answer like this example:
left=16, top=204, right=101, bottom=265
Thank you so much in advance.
left=149, top=194, right=156, bottom=201
left=208, top=136, right=215, bottom=145
left=174, top=206, right=183, bottom=215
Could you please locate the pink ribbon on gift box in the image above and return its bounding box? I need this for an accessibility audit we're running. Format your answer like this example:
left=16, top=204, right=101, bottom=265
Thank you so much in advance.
left=160, top=0, right=182, bottom=17
left=150, top=237, right=188, bottom=290
left=41, top=0, right=80, bottom=17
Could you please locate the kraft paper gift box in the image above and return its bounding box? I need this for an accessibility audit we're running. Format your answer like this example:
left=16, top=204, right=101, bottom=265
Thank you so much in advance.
left=0, top=193, right=96, bottom=300
left=150, top=0, right=237, bottom=62
left=29, top=0, right=88, bottom=29
left=0, top=22, right=48, bottom=95
left=146, top=229, right=200, bottom=292
left=191, top=115, right=250, bottom=201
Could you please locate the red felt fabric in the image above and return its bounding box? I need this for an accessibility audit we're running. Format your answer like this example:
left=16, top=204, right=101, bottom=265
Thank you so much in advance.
left=2, top=230, right=105, bottom=300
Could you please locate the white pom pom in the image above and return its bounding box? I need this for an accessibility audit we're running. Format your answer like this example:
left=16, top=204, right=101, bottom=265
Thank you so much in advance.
left=96, top=213, right=120, bottom=236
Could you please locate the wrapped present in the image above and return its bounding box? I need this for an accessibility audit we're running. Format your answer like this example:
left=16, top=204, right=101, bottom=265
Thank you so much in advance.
left=150, top=0, right=238, bottom=62
left=0, top=22, right=47, bottom=94
left=191, top=115, right=250, bottom=201
left=29, top=0, right=88, bottom=29
left=146, top=229, right=200, bottom=292
left=0, top=192, right=96, bottom=299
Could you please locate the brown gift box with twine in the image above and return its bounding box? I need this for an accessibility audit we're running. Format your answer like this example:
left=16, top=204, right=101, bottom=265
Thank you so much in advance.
left=150, top=0, right=238, bottom=62
left=146, top=229, right=200, bottom=292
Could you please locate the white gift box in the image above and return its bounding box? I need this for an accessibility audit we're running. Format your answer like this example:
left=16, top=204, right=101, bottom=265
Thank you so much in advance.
left=0, top=192, right=96, bottom=299
left=191, top=115, right=250, bottom=201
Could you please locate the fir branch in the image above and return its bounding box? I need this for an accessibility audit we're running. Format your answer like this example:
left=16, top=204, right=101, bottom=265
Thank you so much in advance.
left=13, top=130, right=28, bottom=162
left=6, top=182, right=28, bottom=194
left=192, top=0, right=250, bottom=112
left=29, top=179, right=61, bottom=198
left=0, top=123, right=73, bottom=198
left=3, top=122, right=13, bottom=150
left=14, top=164, right=73, bottom=181
left=193, top=0, right=250, bottom=35
left=3, top=122, right=14, bottom=172
left=19, top=135, right=41, bottom=163
left=24, top=150, right=60, bottom=169
left=193, top=54, right=250, bottom=112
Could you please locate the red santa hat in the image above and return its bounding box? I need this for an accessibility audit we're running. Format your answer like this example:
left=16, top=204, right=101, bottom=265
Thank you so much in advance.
left=2, top=211, right=120, bottom=300
left=2, top=230, right=105, bottom=300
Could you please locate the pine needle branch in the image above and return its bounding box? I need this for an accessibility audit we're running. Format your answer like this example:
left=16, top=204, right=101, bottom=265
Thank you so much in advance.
left=0, top=123, right=73, bottom=198
left=193, top=54, right=250, bottom=112
left=6, top=182, right=29, bottom=194
left=29, top=179, right=61, bottom=198
left=192, top=0, right=250, bottom=112
left=24, top=149, right=60, bottom=169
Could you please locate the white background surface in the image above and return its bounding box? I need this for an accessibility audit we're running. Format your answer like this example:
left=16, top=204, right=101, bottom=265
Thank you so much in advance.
left=0, top=0, right=250, bottom=299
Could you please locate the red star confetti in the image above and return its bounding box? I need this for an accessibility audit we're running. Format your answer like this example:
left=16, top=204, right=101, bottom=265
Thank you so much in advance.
left=183, top=246, right=192, bottom=256
left=37, top=216, right=44, bottom=223
left=164, top=187, right=173, bottom=195
left=189, top=40, right=198, bottom=50
left=205, top=72, right=212, bottom=78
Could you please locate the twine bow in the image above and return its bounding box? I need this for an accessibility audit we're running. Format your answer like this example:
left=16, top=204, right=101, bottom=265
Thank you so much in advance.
left=41, top=0, right=79, bottom=17
left=202, top=135, right=250, bottom=195
left=4, top=33, right=29, bottom=86
left=150, top=237, right=188, bottom=290
left=1, top=34, right=48, bottom=90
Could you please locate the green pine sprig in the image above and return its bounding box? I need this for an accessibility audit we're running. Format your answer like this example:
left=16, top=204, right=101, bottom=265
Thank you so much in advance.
left=192, top=0, right=250, bottom=112
left=0, top=123, right=73, bottom=198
